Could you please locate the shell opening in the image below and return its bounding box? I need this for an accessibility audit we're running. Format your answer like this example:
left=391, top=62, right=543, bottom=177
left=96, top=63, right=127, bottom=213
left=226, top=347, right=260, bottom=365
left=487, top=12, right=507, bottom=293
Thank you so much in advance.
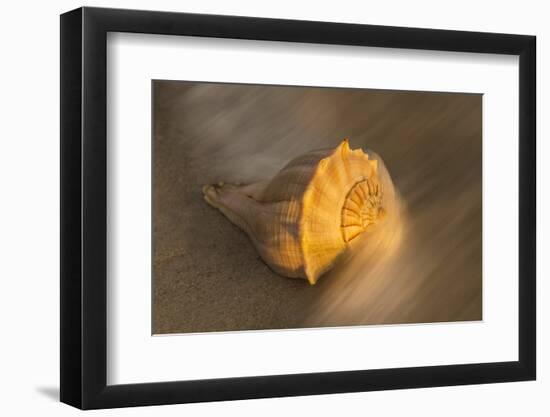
left=340, top=178, right=384, bottom=243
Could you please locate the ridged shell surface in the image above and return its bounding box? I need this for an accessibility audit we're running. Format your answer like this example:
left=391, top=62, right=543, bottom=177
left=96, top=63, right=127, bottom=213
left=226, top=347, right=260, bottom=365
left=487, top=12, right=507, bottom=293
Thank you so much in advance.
left=203, top=139, right=386, bottom=284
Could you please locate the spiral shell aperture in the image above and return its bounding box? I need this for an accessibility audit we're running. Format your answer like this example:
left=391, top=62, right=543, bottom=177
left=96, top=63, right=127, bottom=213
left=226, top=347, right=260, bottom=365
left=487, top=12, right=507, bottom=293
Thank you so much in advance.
left=203, top=139, right=389, bottom=285
left=299, top=140, right=384, bottom=283
left=341, top=178, right=384, bottom=243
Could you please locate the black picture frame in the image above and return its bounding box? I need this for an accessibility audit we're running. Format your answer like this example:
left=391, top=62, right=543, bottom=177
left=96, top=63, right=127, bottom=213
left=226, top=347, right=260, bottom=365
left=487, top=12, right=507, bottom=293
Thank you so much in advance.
left=60, top=6, right=536, bottom=410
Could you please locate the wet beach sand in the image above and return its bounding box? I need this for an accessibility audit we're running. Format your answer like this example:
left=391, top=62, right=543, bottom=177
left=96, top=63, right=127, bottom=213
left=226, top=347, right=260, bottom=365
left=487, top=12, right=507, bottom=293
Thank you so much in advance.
left=152, top=81, right=482, bottom=334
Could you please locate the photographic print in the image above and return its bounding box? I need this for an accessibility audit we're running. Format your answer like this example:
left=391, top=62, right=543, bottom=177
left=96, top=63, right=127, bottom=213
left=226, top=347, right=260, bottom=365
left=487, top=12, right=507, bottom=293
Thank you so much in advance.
left=152, top=81, right=482, bottom=334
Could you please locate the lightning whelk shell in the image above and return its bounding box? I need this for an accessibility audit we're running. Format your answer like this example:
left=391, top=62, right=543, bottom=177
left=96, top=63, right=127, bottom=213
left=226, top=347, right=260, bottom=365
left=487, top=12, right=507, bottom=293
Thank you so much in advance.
left=202, top=139, right=388, bottom=285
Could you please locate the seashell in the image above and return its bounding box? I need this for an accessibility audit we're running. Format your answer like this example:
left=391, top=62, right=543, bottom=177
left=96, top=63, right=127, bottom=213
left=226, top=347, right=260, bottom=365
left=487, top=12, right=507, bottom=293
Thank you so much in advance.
left=202, top=139, right=388, bottom=285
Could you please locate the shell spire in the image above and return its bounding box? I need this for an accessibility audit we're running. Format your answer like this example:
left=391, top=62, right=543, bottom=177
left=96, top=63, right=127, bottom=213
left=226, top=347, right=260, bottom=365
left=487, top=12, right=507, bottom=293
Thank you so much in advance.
left=203, top=139, right=389, bottom=285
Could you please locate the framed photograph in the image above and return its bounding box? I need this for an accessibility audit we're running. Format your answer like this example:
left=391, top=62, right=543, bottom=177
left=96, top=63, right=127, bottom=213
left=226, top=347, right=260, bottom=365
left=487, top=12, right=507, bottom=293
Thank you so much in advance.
left=60, top=6, right=536, bottom=409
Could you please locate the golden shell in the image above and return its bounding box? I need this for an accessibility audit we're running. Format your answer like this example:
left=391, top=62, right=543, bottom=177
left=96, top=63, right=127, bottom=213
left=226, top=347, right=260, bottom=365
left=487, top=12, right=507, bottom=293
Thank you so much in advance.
left=203, top=139, right=387, bottom=284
